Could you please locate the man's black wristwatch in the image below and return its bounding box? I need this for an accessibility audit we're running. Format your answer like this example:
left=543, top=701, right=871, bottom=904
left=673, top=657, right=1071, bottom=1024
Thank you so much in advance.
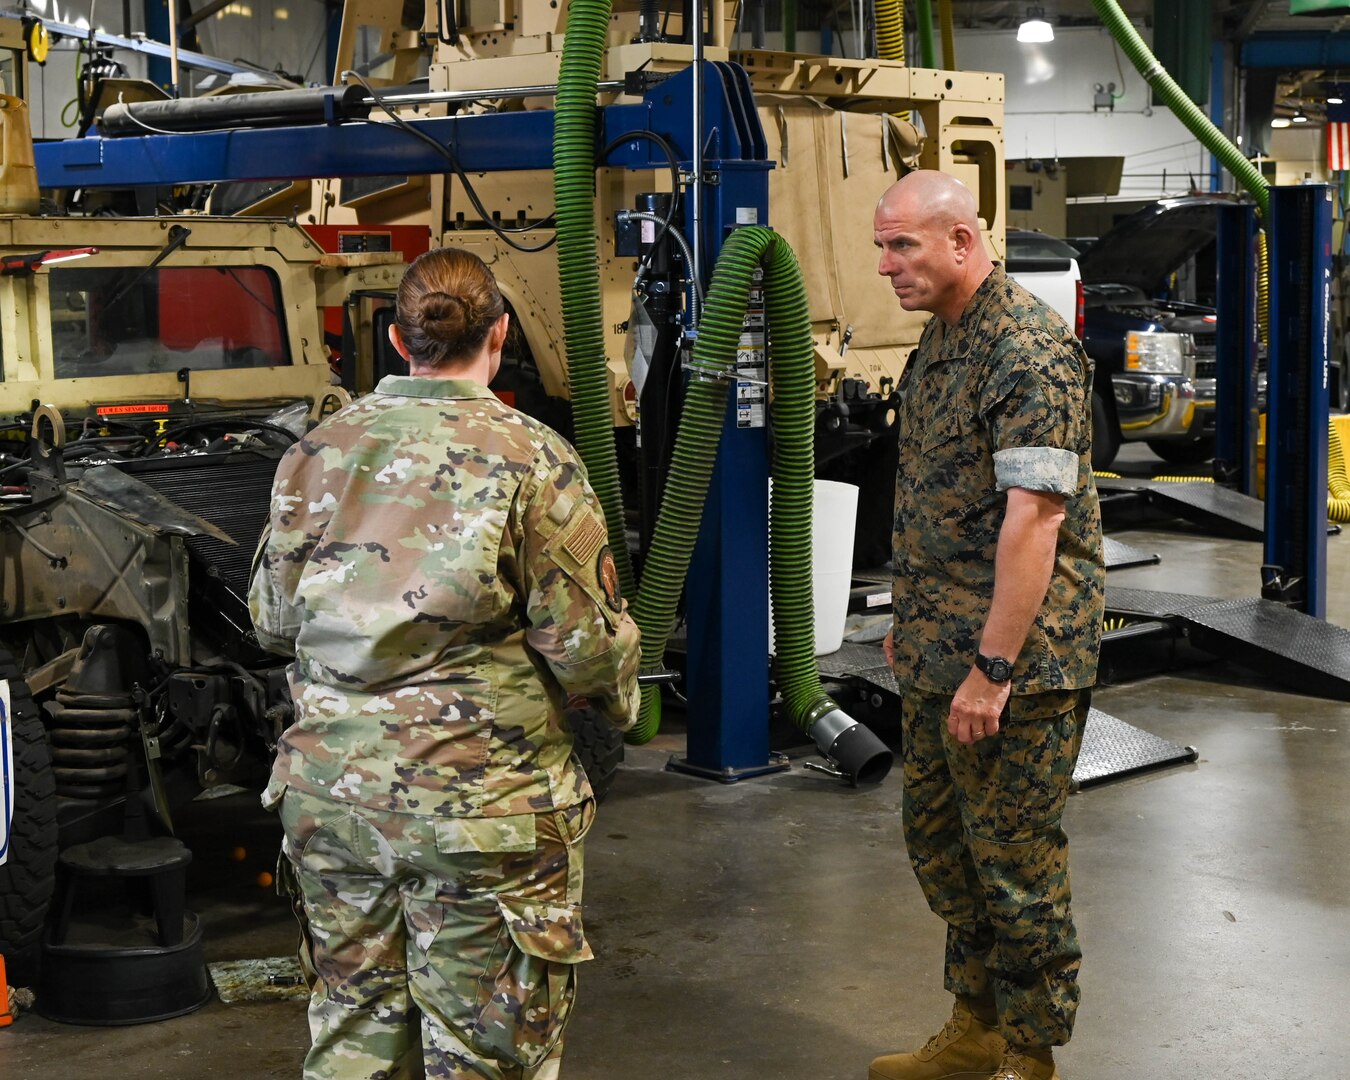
left=974, top=652, right=1014, bottom=683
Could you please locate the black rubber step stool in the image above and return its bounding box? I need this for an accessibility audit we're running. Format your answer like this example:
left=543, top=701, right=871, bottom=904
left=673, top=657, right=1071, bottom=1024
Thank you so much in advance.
left=38, top=835, right=213, bottom=1025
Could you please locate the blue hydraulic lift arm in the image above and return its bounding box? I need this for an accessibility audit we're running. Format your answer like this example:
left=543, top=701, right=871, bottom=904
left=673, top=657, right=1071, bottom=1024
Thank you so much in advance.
left=34, top=102, right=651, bottom=187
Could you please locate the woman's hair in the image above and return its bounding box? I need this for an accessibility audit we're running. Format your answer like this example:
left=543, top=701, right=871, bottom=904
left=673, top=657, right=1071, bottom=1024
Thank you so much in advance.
left=394, top=247, right=506, bottom=369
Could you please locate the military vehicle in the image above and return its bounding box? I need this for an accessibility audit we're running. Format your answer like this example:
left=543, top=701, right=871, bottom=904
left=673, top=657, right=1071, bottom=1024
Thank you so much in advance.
left=203, top=0, right=1009, bottom=565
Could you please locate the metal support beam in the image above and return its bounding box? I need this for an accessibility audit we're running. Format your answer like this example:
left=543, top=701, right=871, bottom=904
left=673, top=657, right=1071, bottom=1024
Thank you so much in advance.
left=1240, top=32, right=1350, bottom=69
left=1262, top=184, right=1332, bottom=617
left=1213, top=202, right=1260, bottom=496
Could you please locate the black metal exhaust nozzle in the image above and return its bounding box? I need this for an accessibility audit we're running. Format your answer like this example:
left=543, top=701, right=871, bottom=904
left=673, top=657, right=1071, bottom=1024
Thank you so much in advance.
left=808, top=708, right=894, bottom=786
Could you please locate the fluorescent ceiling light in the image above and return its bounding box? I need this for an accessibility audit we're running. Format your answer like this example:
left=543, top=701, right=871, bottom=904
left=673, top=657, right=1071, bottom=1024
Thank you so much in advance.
left=1292, top=110, right=1309, bottom=123
left=1329, top=94, right=1345, bottom=105
left=1017, top=7, right=1054, bottom=43
left=1271, top=117, right=1292, bottom=128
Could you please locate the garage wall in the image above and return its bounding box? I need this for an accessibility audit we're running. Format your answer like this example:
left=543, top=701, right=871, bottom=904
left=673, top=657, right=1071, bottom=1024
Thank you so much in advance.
left=194, top=3, right=332, bottom=87
left=25, top=1, right=149, bottom=140
left=955, top=26, right=1211, bottom=204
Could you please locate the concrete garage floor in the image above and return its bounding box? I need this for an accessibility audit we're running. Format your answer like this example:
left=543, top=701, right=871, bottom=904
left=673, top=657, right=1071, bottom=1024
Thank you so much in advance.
left=2, top=445, right=1348, bottom=1080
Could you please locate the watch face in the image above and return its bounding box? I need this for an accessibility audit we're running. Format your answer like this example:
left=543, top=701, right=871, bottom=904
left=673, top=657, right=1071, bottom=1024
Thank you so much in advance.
left=979, top=654, right=1012, bottom=681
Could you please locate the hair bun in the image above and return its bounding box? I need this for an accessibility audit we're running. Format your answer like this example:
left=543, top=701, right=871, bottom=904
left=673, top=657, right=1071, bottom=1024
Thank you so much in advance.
left=416, top=291, right=469, bottom=342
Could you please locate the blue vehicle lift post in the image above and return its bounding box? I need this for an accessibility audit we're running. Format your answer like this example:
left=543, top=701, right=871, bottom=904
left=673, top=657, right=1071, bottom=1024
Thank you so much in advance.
left=1262, top=183, right=1333, bottom=617
left=1213, top=201, right=1260, bottom=497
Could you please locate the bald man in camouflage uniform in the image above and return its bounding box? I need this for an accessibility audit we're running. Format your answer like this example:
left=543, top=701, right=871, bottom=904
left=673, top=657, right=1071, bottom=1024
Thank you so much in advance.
left=250, top=372, right=640, bottom=1080
left=869, top=171, right=1104, bottom=1080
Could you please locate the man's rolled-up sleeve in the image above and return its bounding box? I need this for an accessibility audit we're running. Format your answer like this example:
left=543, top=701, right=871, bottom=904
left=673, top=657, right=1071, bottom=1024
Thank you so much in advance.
left=982, top=328, right=1088, bottom=496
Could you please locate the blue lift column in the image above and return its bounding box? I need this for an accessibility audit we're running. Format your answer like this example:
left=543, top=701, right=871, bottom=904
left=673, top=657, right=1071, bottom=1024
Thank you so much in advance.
left=1262, top=184, right=1333, bottom=617
left=1213, top=201, right=1260, bottom=496
left=670, top=82, right=786, bottom=781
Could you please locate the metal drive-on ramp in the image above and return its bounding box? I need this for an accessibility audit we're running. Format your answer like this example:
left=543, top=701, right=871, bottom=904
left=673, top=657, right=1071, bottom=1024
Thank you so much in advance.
left=816, top=643, right=1197, bottom=788
left=1095, top=478, right=1340, bottom=540
left=1106, top=587, right=1350, bottom=700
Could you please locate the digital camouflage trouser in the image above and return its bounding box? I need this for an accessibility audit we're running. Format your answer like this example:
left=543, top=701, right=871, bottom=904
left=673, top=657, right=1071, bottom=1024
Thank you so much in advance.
left=901, top=688, right=1088, bottom=1051
left=277, top=788, right=595, bottom=1080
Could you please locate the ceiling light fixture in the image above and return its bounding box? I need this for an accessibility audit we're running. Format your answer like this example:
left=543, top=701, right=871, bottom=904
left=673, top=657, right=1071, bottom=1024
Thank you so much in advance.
left=1329, top=93, right=1345, bottom=105
left=1017, top=6, right=1054, bottom=43
left=1292, top=108, right=1309, bottom=123
left=1271, top=116, right=1292, bottom=128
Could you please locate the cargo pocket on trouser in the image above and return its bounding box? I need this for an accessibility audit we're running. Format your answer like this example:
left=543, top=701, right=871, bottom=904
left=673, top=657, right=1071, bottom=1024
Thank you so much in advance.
left=470, top=896, right=593, bottom=1069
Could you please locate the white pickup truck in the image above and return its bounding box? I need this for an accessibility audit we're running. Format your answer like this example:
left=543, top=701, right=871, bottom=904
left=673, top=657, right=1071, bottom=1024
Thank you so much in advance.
left=1005, top=230, right=1084, bottom=338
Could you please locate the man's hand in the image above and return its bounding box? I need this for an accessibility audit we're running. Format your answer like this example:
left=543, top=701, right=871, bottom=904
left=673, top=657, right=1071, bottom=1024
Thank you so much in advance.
left=883, top=627, right=895, bottom=668
left=948, top=666, right=1012, bottom=745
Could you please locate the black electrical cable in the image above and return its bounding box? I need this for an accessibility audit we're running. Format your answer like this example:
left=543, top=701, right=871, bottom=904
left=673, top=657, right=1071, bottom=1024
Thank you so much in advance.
left=597, top=128, right=682, bottom=274
left=347, top=71, right=559, bottom=254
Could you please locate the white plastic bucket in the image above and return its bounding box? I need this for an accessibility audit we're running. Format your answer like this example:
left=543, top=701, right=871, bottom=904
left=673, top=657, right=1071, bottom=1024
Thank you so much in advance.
left=769, top=478, right=859, bottom=656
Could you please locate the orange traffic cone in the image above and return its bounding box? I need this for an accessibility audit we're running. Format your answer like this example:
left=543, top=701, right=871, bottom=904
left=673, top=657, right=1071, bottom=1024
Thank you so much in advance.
left=0, top=952, right=12, bottom=1027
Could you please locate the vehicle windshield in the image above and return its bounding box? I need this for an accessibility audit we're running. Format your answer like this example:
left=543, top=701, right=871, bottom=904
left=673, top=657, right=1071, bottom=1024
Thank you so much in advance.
left=1006, top=232, right=1081, bottom=260
left=49, top=265, right=290, bottom=379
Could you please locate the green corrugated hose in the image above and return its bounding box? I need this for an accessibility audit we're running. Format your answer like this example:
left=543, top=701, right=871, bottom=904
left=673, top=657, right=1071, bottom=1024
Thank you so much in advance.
left=552, top=0, right=637, bottom=598
left=1091, top=1, right=1268, bottom=346
left=915, top=0, right=936, bottom=68
left=552, top=5, right=891, bottom=782
left=1091, top=0, right=1268, bottom=220
left=628, top=226, right=839, bottom=742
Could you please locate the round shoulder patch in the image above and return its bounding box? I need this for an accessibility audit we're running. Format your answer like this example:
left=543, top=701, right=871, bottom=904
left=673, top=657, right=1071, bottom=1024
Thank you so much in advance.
left=596, top=545, right=622, bottom=613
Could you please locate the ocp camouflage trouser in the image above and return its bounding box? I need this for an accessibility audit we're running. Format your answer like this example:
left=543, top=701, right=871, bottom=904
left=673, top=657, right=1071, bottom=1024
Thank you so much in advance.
left=276, top=787, right=595, bottom=1080
left=901, top=688, right=1088, bottom=1051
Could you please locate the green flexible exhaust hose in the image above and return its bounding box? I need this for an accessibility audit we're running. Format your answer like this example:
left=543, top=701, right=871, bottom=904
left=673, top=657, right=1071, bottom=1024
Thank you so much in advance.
left=1090, top=0, right=1268, bottom=220
left=626, top=227, right=893, bottom=784
left=915, top=0, right=937, bottom=69
left=552, top=0, right=637, bottom=597
left=1091, top=0, right=1270, bottom=340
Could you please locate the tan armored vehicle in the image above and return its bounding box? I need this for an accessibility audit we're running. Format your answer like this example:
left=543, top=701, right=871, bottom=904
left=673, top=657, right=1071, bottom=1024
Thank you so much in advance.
left=215, top=0, right=1007, bottom=562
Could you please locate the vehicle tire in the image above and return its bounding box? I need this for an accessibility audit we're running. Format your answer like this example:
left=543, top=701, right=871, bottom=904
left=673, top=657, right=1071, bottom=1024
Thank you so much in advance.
left=0, top=646, right=57, bottom=987
left=1091, top=391, right=1120, bottom=471
left=1147, top=436, right=1215, bottom=466
left=565, top=704, right=624, bottom=804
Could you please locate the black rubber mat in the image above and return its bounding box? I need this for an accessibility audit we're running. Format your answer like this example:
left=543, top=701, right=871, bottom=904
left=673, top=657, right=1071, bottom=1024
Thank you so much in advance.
left=817, top=641, right=897, bottom=695
left=1073, top=708, right=1198, bottom=790
left=1105, top=587, right=1350, bottom=700
left=1095, top=478, right=1339, bottom=539
left=1105, top=586, right=1221, bottom=618
left=1103, top=537, right=1160, bottom=570
left=1182, top=597, right=1350, bottom=701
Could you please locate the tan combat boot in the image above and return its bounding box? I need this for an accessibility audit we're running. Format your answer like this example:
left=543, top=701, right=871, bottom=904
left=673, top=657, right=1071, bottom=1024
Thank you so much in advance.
left=869, top=999, right=1006, bottom=1080
left=989, top=1049, right=1060, bottom=1080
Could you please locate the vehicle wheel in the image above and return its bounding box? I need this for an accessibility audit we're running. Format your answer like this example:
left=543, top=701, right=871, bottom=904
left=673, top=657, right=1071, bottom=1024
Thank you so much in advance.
left=1091, top=391, right=1120, bottom=471
left=1147, top=436, right=1215, bottom=466
left=565, top=703, right=624, bottom=804
left=0, top=646, right=57, bottom=987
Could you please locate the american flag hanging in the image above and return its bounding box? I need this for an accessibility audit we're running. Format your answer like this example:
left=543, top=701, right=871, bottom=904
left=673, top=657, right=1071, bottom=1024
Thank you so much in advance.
left=1328, top=99, right=1350, bottom=172
left=1328, top=122, right=1350, bottom=172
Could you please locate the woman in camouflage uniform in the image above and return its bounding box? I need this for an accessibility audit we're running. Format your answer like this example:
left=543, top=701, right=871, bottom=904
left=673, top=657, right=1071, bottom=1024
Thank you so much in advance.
left=249, top=248, right=641, bottom=1080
